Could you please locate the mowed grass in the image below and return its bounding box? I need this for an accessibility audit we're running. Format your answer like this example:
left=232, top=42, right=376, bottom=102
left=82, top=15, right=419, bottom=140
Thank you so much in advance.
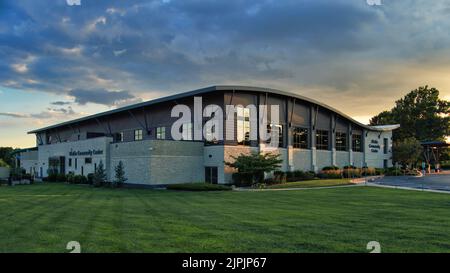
left=1, top=183, right=450, bottom=253
left=266, top=179, right=353, bottom=189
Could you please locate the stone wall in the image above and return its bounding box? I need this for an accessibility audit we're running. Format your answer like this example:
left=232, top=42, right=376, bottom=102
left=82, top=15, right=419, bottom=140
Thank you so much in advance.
left=37, top=137, right=111, bottom=178
left=335, top=151, right=350, bottom=167
left=110, top=140, right=204, bottom=185
left=291, top=149, right=312, bottom=171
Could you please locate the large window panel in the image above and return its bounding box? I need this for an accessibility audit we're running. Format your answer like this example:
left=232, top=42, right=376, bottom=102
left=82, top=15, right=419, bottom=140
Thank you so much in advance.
left=266, top=124, right=283, bottom=147
left=181, top=123, right=193, bottom=141
left=292, top=127, right=309, bottom=149
left=316, top=130, right=329, bottom=150
left=236, top=106, right=251, bottom=145
left=335, top=131, right=347, bottom=151
left=352, top=134, right=362, bottom=152
left=134, top=129, right=143, bottom=141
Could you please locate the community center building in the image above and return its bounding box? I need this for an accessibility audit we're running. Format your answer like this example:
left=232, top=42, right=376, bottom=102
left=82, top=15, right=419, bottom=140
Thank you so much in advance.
left=16, top=86, right=399, bottom=185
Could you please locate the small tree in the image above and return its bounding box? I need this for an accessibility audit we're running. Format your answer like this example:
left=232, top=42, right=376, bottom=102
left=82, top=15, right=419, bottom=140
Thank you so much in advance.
left=114, top=161, right=127, bottom=187
left=93, top=160, right=107, bottom=187
left=225, top=152, right=282, bottom=186
left=393, top=137, right=423, bottom=169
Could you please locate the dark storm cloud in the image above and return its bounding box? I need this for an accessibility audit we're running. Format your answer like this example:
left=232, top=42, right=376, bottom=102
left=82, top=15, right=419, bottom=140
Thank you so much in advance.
left=68, top=88, right=141, bottom=106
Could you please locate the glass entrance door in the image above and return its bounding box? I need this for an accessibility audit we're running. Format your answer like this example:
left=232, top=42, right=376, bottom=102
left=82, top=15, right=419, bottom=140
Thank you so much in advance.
left=205, top=167, right=218, bottom=184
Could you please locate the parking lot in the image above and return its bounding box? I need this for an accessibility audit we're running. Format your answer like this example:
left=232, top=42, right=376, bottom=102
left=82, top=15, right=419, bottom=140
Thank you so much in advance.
left=372, top=173, right=450, bottom=191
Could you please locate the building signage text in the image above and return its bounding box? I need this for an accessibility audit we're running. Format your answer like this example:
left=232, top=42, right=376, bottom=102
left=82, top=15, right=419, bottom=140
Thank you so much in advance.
left=368, top=140, right=380, bottom=153
left=69, top=149, right=103, bottom=157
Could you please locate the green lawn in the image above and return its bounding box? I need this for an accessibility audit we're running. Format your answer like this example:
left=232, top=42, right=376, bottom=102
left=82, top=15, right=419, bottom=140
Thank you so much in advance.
left=1, top=183, right=450, bottom=253
left=266, top=179, right=353, bottom=189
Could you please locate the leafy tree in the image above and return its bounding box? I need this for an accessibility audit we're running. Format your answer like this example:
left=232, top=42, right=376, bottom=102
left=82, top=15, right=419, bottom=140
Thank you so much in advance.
left=93, top=160, right=107, bottom=187
left=370, top=86, right=449, bottom=141
left=393, top=137, right=423, bottom=169
left=225, top=152, right=282, bottom=185
left=0, top=159, right=9, bottom=168
left=114, top=161, right=127, bottom=187
left=0, top=147, right=16, bottom=167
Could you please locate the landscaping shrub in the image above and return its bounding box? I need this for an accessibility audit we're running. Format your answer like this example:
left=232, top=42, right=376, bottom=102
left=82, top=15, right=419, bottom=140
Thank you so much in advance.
left=57, top=174, right=67, bottom=182
left=114, top=161, right=127, bottom=188
left=87, top=173, right=94, bottom=185
left=322, top=165, right=340, bottom=171
left=68, top=175, right=88, bottom=184
left=440, top=162, right=450, bottom=170
left=226, top=152, right=282, bottom=186
left=342, top=168, right=362, bottom=178
left=93, top=161, right=107, bottom=187
left=319, top=166, right=342, bottom=179
left=10, top=167, right=25, bottom=181
left=166, top=183, right=232, bottom=191
left=362, top=167, right=376, bottom=176
left=294, top=170, right=315, bottom=180
left=375, top=168, right=385, bottom=175
left=318, top=171, right=342, bottom=179
left=66, top=173, right=75, bottom=184
left=384, top=167, right=402, bottom=176
left=232, top=172, right=253, bottom=187
left=273, top=171, right=287, bottom=183
left=283, top=170, right=316, bottom=182
left=46, top=173, right=59, bottom=182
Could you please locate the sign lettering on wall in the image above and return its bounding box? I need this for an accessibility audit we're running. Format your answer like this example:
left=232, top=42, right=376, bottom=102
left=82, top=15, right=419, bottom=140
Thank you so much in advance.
left=368, top=140, right=380, bottom=153
left=69, top=149, right=103, bottom=157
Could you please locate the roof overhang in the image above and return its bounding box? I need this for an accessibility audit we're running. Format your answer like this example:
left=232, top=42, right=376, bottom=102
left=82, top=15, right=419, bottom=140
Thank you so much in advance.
left=28, top=85, right=401, bottom=134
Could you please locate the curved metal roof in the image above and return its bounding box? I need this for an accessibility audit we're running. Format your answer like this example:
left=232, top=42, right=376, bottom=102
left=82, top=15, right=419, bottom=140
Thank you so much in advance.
left=28, top=85, right=399, bottom=134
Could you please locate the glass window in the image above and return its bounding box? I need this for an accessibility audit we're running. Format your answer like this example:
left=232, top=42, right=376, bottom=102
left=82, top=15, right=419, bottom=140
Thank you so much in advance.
left=181, top=123, right=192, bottom=140
left=352, top=134, right=362, bottom=152
left=293, top=127, right=309, bottom=149
left=384, top=138, right=388, bottom=154
left=237, top=106, right=251, bottom=145
left=156, top=127, right=166, bottom=140
left=85, top=158, right=92, bottom=164
left=68, top=158, right=72, bottom=167
left=266, top=124, right=283, bottom=147
left=335, top=132, right=347, bottom=151
left=134, top=129, right=143, bottom=141
left=316, top=130, right=329, bottom=150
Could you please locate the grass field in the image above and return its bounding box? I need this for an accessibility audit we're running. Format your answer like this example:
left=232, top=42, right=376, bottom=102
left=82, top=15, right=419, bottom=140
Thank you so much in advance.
left=1, top=183, right=450, bottom=253
left=266, top=179, right=353, bottom=189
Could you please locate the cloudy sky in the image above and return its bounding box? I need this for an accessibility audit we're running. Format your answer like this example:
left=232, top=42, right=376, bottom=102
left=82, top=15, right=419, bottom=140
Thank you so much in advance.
left=1, top=0, right=450, bottom=148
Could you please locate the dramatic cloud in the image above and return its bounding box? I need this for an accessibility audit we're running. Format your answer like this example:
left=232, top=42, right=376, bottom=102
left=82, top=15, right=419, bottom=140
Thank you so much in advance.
left=68, top=88, right=142, bottom=106
left=0, top=0, right=449, bottom=148
left=0, top=106, right=77, bottom=119
left=0, top=112, right=28, bottom=118
left=51, top=101, right=72, bottom=106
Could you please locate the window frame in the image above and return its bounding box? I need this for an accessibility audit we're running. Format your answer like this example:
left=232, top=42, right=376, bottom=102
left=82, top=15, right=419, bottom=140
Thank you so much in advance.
left=292, top=127, right=309, bottom=149
left=352, top=134, right=362, bottom=152
left=236, top=106, right=251, bottom=146
left=335, top=131, right=348, bottom=151
left=316, top=129, right=329, bottom=150
left=156, top=126, right=166, bottom=140
left=266, top=124, right=284, bottom=148
left=134, top=129, right=143, bottom=141
left=181, top=122, right=193, bottom=141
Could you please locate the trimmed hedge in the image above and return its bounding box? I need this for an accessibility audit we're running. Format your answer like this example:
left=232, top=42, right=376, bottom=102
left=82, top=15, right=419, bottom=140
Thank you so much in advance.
left=166, top=183, right=232, bottom=191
